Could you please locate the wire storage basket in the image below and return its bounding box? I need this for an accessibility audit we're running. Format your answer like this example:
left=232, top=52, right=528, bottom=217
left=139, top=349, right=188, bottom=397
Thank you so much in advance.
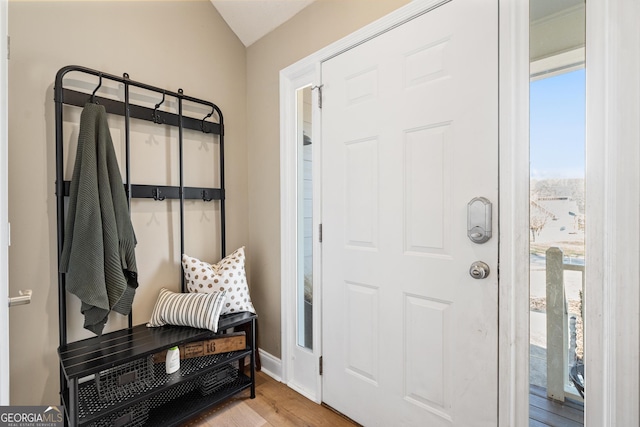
left=95, top=355, right=155, bottom=402
left=86, top=400, right=150, bottom=427
left=198, top=363, right=239, bottom=396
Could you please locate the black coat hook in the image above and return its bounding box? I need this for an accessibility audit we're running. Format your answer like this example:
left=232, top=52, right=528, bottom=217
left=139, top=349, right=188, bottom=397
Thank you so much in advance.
left=152, top=188, right=165, bottom=201
left=91, top=73, right=102, bottom=104
left=153, top=92, right=165, bottom=124
left=202, top=189, right=213, bottom=202
left=201, top=106, right=215, bottom=133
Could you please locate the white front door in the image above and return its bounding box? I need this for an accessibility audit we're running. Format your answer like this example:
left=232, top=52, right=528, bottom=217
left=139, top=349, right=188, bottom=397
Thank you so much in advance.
left=321, top=1, right=498, bottom=425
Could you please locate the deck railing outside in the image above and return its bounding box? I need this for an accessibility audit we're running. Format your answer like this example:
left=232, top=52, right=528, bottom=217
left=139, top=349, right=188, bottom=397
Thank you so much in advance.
left=546, top=246, right=584, bottom=402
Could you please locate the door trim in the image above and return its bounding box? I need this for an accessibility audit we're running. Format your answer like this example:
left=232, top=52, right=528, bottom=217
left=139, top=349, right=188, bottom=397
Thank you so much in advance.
left=280, top=61, right=323, bottom=402
left=497, top=1, right=530, bottom=425
left=584, top=0, right=640, bottom=425
left=280, top=0, right=529, bottom=422
left=0, top=0, right=9, bottom=406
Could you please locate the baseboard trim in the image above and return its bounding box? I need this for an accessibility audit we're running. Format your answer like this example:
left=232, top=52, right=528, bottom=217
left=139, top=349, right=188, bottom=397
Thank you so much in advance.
left=258, top=348, right=282, bottom=382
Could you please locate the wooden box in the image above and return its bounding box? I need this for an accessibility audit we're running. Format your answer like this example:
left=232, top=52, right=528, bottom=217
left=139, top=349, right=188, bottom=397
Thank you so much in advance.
left=153, top=332, right=246, bottom=364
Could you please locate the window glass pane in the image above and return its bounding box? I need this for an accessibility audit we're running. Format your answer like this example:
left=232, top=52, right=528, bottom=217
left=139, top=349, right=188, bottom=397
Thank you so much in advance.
left=297, top=86, right=313, bottom=350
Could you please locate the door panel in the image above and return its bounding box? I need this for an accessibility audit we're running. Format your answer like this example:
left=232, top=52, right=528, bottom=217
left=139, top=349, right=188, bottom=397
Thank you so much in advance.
left=404, top=124, right=451, bottom=255
left=321, top=1, right=498, bottom=425
left=345, top=138, right=378, bottom=248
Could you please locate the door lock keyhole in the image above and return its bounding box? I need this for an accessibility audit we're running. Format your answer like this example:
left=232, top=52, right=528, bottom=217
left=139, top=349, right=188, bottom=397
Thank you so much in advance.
left=469, top=261, right=490, bottom=279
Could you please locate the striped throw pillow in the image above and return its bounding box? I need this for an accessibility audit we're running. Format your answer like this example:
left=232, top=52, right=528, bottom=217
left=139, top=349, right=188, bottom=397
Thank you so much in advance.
left=147, top=288, right=227, bottom=332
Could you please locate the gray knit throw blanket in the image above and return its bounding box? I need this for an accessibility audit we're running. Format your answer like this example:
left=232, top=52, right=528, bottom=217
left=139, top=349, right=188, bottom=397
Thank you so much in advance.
left=60, top=103, right=138, bottom=336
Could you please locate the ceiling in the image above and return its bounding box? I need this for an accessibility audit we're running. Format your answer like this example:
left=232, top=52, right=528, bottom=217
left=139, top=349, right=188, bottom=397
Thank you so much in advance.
left=530, top=0, right=584, bottom=22
left=211, top=0, right=585, bottom=48
left=210, top=0, right=316, bottom=47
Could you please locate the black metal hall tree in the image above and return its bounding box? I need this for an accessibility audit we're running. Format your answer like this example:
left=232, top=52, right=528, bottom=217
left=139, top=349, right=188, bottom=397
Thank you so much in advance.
left=54, top=65, right=256, bottom=427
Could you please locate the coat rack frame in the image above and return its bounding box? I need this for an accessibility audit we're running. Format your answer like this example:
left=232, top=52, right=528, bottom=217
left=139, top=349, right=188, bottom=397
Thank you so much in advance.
left=53, top=65, right=256, bottom=427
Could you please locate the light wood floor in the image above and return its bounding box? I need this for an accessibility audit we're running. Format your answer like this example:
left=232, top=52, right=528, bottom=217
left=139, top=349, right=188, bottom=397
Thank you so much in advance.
left=181, top=371, right=359, bottom=427
left=182, top=371, right=584, bottom=427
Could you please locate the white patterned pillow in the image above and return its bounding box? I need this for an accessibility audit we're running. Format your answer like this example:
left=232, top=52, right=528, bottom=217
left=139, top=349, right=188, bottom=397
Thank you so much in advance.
left=182, top=247, right=256, bottom=315
left=147, top=287, right=227, bottom=332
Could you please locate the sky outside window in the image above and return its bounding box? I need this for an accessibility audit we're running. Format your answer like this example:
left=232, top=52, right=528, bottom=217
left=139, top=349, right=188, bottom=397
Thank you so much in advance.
left=530, top=68, right=585, bottom=180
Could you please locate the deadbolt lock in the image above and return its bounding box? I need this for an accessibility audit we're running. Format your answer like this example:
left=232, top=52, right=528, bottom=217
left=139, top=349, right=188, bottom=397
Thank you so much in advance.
left=467, top=197, right=492, bottom=244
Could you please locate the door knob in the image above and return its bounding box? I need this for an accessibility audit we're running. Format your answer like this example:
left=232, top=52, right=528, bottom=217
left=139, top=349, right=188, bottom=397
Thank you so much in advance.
left=469, top=261, right=490, bottom=279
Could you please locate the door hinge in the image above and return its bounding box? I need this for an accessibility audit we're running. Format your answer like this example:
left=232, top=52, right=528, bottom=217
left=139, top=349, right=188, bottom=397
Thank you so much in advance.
left=319, top=223, right=323, bottom=243
left=319, top=356, right=323, bottom=375
left=6, top=36, right=10, bottom=60
left=312, top=84, right=323, bottom=109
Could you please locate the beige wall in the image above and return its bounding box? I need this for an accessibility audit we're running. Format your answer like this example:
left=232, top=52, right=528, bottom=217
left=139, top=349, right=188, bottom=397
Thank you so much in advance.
left=7, top=0, right=247, bottom=405
left=7, top=0, right=410, bottom=406
left=246, top=0, right=410, bottom=358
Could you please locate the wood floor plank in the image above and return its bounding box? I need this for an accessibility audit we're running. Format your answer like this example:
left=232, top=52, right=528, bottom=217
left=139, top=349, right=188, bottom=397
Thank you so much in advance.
left=186, top=400, right=269, bottom=427
left=530, top=418, right=550, bottom=427
left=184, top=371, right=359, bottom=427
left=245, top=375, right=358, bottom=427
left=529, top=384, right=584, bottom=427
left=185, top=371, right=586, bottom=427
left=529, top=385, right=584, bottom=411
left=529, top=393, right=584, bottom=423
left=530, top=404, right=583, bottom=427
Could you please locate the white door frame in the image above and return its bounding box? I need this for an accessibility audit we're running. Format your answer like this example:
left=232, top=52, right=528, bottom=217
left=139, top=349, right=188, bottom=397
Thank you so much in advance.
left=584, top=1, right=640, bottom=425
left=281, top=1, right=531, bottom=422
left=280, top=61, right=324, bottom=401
left=0, top=0, right=10, bottom=406
left=281, top=0, right=640, bottom=425
left=280, top=0, right=530, bottom=421
left=496, top=0, right=530, bottom=425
